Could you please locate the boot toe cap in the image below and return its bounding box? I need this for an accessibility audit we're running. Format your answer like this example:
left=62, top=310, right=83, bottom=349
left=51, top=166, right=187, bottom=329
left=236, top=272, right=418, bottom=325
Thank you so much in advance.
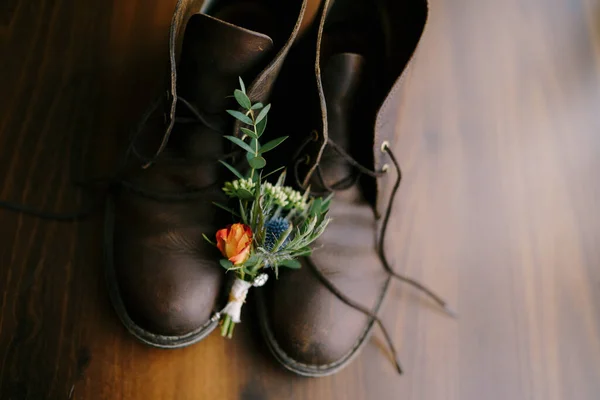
left=118, top=257, right=222, bottom=337
left=259, top=263, right=376, bottom=375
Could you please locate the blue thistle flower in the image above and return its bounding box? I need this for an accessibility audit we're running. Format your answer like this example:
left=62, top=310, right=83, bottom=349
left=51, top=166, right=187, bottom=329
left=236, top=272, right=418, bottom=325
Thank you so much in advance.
left=264, top=217, right=291, bottom=251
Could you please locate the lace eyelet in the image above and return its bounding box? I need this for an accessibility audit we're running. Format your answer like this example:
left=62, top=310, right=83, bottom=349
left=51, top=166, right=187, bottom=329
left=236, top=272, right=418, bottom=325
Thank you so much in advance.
left=380, top=141, right=390, bottom=152
left=311, top=130, right=320, bottom=141
left=381, top=164, right=389, bottom=173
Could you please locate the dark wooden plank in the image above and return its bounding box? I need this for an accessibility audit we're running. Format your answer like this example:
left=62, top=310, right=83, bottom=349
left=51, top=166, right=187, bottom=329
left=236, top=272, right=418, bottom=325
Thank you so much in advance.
left=1, top=0, right=600, bottom=399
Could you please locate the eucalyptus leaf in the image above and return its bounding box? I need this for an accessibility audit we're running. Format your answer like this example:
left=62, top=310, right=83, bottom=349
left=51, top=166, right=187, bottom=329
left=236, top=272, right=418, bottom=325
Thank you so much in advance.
left=251, top=102, right=264, bottom=110
left=220, top=259, right=234, bottom=270
left=244, top=254, right=259, bottom=267
left=255, top=103, right=271, bottom=124
left=249, top=156, right=266, bottom=169
left=237, top=189, right=255, bottom=200
left=259, top=136, right=288, bottom=154
left=224, top=135, right=255, bottom=154
left=250, top=138, right=260, bottom=152
left=256, top=115, right=267, bottom=137
left=280, top=259, right=302, bottom=269
left=238, top=77, right=246, bottom=94
left=234, top=89, right=251, bottom=109
left=219, top=160, right=244, bottom=180
left=240, top=127, right=257, bottom=139
left=226, top=110, right=253, bottom=125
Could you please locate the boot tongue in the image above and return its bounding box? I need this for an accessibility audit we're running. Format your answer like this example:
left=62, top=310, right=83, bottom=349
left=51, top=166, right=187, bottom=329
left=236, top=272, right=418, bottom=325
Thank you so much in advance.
left=176, top=13, right=274, bottom=114
left=315, top=53, right=366, bottom=193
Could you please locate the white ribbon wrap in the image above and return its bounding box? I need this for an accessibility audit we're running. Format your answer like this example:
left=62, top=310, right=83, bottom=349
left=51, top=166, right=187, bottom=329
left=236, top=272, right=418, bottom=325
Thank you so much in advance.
left=221, top=278, right=252, bottom=323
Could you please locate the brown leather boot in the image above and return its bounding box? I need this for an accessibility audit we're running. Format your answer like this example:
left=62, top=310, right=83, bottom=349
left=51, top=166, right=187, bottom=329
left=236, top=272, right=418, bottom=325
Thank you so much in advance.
left=257, top=0, right=452, bottom=375
left=105, top=0, right=309, bottom=348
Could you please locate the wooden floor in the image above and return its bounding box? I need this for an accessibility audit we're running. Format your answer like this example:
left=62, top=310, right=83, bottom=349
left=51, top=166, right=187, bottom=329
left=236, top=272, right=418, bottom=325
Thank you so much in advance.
left=2, top=0, right=600, bottom=399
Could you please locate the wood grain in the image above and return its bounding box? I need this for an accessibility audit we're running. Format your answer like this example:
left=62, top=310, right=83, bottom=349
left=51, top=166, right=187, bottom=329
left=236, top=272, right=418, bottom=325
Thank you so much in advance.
left=1, top=0, right=600, bottom=399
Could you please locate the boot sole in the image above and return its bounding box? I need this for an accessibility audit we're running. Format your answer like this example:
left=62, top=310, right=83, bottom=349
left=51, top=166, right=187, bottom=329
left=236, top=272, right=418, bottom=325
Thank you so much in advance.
left=104, top=197, right=218, bottom=348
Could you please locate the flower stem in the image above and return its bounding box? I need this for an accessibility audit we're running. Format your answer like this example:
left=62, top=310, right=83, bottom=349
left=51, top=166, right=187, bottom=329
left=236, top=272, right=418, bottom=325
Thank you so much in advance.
left=250, top=261, right=263, bottom=275
left=221, top=314, right=231, bottom=337
left=227, top=321, right=235, bottom=338
left=248, top=109, right=259, bottom=181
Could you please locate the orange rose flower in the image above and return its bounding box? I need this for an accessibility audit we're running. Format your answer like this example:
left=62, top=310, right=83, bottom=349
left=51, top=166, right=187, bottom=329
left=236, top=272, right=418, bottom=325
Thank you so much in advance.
left=216, top=223, right=253, bottom=265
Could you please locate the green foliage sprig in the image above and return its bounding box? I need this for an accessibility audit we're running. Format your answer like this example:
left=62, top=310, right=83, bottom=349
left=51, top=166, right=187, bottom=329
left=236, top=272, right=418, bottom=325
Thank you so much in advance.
left=205, top=78, right=331, bottom=338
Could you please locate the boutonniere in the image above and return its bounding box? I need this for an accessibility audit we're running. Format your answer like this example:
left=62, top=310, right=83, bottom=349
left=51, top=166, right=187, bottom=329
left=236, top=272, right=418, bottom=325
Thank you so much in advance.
left=204, top=78, right=331, bottom=338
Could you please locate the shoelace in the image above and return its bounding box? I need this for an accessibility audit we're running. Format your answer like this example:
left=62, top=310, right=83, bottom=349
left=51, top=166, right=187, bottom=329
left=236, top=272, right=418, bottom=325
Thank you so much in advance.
left=0, top=94, right=232, bottom=218
left=293, top=133, right=457, bottom=374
